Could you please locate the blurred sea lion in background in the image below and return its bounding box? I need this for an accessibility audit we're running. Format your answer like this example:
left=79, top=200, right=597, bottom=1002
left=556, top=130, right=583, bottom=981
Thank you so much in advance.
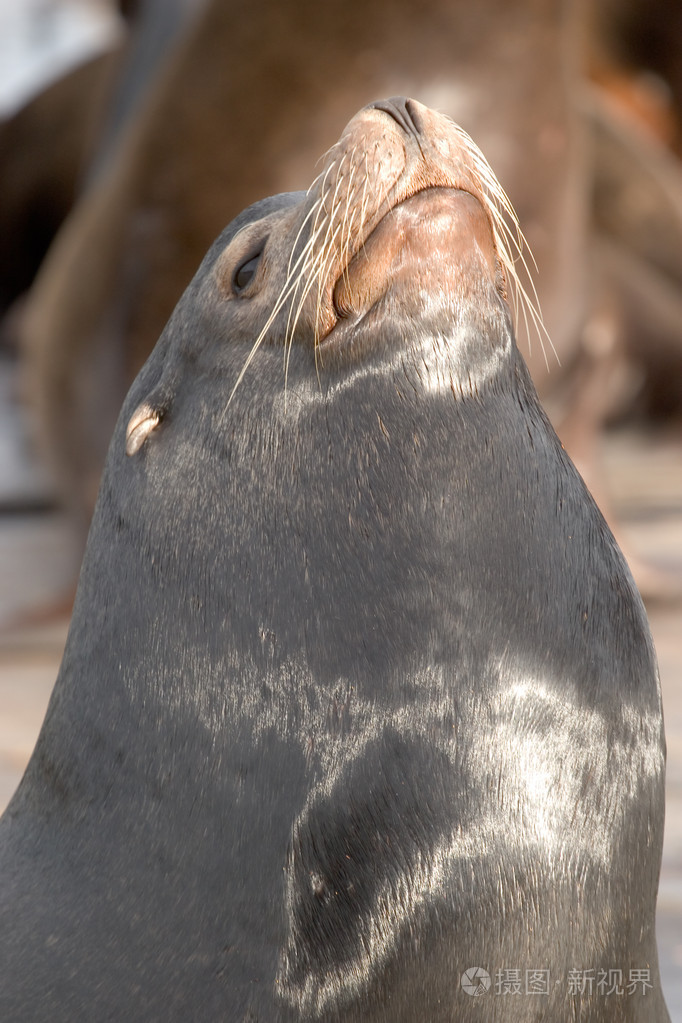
left=0, top=0, right=204, bottom=346
left=0, top=52, right=117, bottom=335
left=586, top=0, right=682, bottom=423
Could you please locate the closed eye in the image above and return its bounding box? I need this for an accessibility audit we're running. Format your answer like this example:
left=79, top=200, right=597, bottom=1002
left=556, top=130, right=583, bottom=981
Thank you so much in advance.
left=233, top=250, right=264, bottom=292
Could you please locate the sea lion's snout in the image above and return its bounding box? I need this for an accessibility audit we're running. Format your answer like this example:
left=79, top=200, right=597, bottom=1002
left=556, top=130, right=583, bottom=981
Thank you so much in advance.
left=303, top=96, right=520, bottom=356
left=368, top=96, right=426, bottom=142
left=208, top=97, right=532, bottom=396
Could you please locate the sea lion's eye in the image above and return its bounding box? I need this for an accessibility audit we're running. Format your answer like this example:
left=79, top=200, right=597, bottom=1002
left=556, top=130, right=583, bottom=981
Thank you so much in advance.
left=233, top=250, right=263, bottom=292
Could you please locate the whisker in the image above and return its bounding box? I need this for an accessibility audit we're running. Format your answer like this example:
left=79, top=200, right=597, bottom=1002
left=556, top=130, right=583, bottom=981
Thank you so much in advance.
left=283, top=218, right=336, bottom=377
left=340, top=150, right=360, bottom=290
left=226, top=200, right=337, bottom=411
left=447, top=118, right=554, bottom=368
left=313, top=156, right=349, bottom=343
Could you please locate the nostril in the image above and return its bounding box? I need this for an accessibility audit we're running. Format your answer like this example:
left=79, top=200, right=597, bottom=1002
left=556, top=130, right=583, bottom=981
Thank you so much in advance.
left=404, top=98, right=424, bottom=134
left=369, top=97, right=423, bottom=142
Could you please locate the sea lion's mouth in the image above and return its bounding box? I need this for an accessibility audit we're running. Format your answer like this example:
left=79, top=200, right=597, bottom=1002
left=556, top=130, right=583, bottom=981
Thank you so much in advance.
left=319, top=186, right=501, bottom=352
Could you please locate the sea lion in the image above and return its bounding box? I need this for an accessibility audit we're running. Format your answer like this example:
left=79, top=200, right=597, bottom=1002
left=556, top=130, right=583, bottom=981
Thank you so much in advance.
left=0, top=98, right=669, bottom=1021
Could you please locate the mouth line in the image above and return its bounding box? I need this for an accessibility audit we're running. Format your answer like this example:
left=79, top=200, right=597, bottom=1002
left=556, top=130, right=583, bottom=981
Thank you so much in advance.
left=331, top=185, right=479, bottom=292
left=312, top=186, right=489, bottom=357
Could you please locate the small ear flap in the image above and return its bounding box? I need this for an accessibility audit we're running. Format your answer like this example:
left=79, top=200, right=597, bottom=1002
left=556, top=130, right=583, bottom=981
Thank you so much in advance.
left=125, top=403, right=161, bottom=456
left=125, top=367, right=179, bottom=456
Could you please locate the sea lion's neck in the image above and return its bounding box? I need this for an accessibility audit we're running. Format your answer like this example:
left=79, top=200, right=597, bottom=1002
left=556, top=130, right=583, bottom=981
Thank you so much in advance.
left=22, top=340, right=542, bottom=814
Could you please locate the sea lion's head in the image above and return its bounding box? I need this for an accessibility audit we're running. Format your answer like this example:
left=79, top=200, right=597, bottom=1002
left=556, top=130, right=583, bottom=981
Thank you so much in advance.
left=126, top=97, right=540, bottom=454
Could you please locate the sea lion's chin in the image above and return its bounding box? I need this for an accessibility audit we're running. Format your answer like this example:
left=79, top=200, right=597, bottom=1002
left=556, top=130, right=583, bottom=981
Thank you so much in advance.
left=319, top=187, right=504, bottom=358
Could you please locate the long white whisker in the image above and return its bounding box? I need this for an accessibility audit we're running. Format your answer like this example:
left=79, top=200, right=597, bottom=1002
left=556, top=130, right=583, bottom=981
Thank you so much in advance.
left=226, top=208, right=338, bottom=411
left=447, top=118, right=554, bottom=368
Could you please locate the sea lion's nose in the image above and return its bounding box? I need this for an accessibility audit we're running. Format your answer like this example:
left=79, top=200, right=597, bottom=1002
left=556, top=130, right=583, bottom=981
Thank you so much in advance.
left=369, top=97, right=424, bottom=140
